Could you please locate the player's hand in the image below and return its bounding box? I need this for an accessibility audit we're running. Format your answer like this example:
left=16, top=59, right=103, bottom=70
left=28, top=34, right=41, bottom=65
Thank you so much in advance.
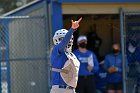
left=71, top=17, right=82, bottom=30
left=108, top=66, right=118, bottom=73
left=87, top=65, right=93, bottom=72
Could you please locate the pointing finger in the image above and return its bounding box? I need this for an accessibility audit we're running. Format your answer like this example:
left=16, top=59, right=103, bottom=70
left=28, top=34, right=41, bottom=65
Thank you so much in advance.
left=71, top=20, right=74, bottom=23
left=77, top=17, right=82, bottom=23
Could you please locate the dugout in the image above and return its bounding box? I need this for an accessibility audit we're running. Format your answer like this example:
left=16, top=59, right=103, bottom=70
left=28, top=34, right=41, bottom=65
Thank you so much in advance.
left=51, top=1, right=140, bottom=61
left=63, top=14, right=120, bottom=61
left=50, top=1, right=140, bottom=93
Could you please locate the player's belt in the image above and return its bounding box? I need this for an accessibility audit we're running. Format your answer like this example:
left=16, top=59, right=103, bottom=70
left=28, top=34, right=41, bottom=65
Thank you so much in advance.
left=51, top=68, right=68, bottom=74
left=52, top=85, right=74, bottom=89
left=58, top=85, right=74, bottom=89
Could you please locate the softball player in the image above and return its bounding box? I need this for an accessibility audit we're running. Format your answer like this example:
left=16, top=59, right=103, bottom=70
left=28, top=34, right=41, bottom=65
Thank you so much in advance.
left=50, top=17, right=82, bottom=93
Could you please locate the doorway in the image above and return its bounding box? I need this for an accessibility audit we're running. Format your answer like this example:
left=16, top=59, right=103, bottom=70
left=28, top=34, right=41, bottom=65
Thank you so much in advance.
left=63, top=14, right=120, bottom=62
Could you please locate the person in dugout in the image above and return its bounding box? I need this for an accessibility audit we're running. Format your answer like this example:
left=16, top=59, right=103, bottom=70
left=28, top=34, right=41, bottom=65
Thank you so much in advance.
left=104, top=43, right=128, bottom=93
left=73, top=35, right=99, bottom=93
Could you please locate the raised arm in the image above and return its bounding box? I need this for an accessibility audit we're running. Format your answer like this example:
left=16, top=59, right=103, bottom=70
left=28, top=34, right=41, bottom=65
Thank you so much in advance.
left=58, top=17, right=82, bottom=53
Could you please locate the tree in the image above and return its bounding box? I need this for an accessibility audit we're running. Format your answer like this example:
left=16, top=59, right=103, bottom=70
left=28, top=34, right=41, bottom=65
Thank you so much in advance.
left=0, top=0, right=35, bottom=15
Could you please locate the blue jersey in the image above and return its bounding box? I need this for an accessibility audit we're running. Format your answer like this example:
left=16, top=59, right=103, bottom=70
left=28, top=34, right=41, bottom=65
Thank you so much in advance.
left=126, top=42, right=140, bottom=64
left=104, top=53, right=128, bottom=83
left=127, top=46, right=140, bottom=78
left=126, top=47, right=137, bottom=64
left=73, top=49, right=99, bottom=76
left=50, top=28, right=74, bottom=86
left=95, top=67, right=108, bottom=90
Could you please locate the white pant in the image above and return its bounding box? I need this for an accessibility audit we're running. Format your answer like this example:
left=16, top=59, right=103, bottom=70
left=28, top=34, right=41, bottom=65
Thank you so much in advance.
left=50, top=85, right=76, bottom=93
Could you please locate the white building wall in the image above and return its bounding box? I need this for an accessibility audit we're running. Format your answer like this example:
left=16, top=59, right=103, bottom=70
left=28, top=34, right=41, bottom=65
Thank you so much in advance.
left=62, top=3, right=140, bottom=14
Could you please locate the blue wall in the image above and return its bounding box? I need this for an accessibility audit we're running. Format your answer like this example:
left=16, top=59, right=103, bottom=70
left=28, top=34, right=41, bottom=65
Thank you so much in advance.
left=51, top=2, right=63, bottom=36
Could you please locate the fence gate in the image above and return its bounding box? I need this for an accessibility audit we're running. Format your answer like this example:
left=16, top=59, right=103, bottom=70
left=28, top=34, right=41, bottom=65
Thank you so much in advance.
left=0, top=16, right=51, bottom=93
left=124, top=12, right=140, bottom=93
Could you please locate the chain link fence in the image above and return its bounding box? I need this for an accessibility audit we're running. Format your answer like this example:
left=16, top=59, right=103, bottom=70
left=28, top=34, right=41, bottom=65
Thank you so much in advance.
left=125, top=12, right=140, bottom=93
left=0, top=16, right=51, bottom=93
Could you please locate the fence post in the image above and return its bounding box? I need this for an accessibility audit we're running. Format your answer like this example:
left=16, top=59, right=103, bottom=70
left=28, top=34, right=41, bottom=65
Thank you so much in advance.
left=3, top=20, right=11, bottom=93
left=119, top=8, right=127, bottom=93
left=0, top=21, right=2, bottom=93
left=44, top=0, right=52, bottom=92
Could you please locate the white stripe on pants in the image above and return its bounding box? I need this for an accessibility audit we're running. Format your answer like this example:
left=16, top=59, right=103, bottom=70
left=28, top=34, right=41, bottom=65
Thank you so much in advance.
left=50, top=85, right=76, bottom=93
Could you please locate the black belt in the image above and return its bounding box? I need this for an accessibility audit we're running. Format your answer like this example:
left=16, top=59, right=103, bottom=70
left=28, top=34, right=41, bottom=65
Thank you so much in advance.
left=79, top=75, right=94, bottom=79
left=59, top=85, right=74, bottom=89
